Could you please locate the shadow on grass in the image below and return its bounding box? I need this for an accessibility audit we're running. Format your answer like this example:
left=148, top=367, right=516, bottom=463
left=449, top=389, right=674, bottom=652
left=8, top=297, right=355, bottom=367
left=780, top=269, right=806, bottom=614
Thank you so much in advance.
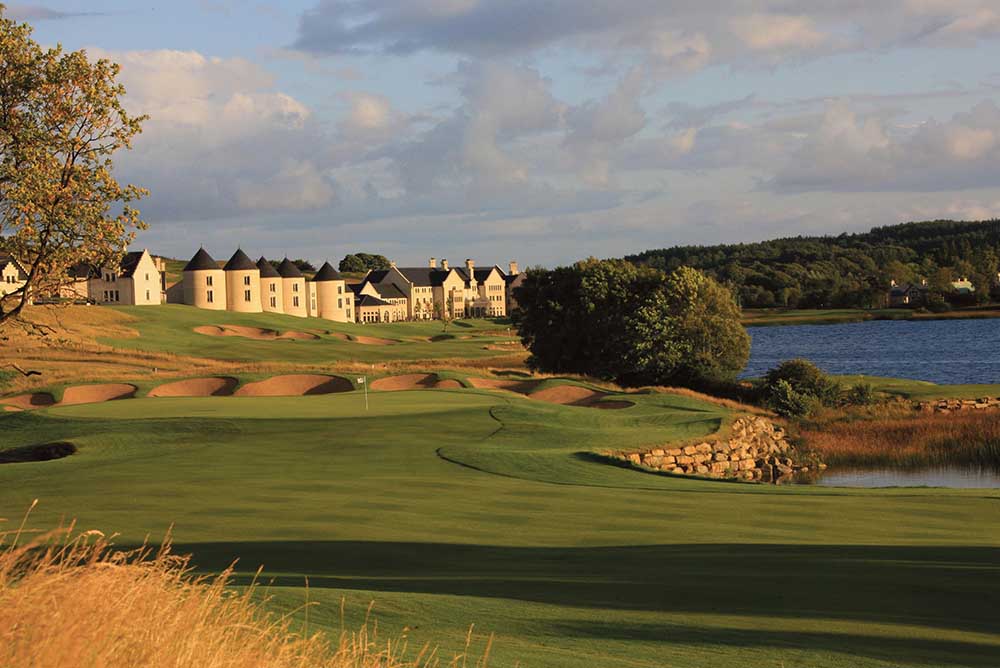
left=550, top=619, right=1000, bottom=667
left=165, top=541, right=1000, bottom=640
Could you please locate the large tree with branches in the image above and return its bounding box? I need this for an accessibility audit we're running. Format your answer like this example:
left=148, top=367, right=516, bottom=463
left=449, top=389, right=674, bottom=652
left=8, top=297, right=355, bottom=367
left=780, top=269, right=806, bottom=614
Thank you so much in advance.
left=0, top=5, right=147, bottom=326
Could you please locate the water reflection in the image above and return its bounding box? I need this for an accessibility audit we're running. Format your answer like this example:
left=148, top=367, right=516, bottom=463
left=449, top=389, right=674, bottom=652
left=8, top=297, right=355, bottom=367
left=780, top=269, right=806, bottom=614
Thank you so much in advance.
left=806, top=466, right=1000, bottom=489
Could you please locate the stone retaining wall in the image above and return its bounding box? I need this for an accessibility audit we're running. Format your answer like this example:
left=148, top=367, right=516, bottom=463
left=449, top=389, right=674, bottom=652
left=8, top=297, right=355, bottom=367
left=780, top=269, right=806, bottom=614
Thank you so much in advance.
left=917, top=397, right=1000, bottom=413
left=608, top=416, right=821, bottom=484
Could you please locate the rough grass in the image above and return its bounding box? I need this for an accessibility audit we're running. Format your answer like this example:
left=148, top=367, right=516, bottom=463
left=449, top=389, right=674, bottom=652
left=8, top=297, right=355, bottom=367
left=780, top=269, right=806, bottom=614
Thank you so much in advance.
left=798, top=404, right=1000, bottom=469
left=0, top=515, right=491, bottom=668
left=742, top=307, right=1000, bottom=327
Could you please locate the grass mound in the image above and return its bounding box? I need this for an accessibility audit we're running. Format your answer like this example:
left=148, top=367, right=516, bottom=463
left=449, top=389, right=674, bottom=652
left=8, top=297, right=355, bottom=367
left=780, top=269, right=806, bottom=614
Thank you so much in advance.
left=0, top=521, right=488, bottom=668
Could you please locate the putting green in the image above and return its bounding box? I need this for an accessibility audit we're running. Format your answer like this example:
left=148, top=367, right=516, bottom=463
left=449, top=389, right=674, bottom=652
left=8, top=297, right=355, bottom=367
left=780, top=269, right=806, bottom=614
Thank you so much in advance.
left=2, top=389, right=998, bottom=668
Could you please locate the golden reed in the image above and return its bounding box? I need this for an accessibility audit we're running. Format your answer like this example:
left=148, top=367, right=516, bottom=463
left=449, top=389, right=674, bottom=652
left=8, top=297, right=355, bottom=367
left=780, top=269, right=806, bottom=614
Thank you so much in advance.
left=0, top=503, right=492, bottom=668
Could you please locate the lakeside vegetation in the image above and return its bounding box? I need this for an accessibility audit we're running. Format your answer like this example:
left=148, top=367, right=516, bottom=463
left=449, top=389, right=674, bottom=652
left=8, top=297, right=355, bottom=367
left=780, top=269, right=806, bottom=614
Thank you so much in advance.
left=743, top=306, right=1000, bottom=327
left=628, top=219, right=1000, bottom=309
left=798, top=405, right=1000, bottom=470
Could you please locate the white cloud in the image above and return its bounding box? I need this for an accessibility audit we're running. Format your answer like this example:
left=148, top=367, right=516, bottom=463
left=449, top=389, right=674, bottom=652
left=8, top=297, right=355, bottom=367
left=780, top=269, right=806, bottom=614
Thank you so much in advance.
left=730, top=14, right=826, bottom=52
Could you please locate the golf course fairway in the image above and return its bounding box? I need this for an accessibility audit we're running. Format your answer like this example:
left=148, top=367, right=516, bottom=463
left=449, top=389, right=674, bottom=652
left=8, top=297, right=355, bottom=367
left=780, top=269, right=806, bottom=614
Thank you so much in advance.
left=1, top=387, right=998, bottom=667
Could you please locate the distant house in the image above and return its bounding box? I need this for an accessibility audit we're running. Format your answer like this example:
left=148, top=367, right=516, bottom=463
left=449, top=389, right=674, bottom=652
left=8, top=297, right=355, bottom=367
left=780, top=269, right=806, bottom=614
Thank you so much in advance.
left=355, top=258, right=513, bottom=323
left=87, top=250, right=163, bottom=305
left=950, top=277, right=976, bottom=296
left=0, top=253, right=28, bottom=303
left=888, top=280, right=928, bottom=307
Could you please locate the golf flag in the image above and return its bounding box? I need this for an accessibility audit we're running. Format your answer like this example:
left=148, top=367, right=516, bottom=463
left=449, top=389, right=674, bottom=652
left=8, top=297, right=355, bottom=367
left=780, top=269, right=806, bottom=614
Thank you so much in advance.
left=357, top=377, right=365, bottom=384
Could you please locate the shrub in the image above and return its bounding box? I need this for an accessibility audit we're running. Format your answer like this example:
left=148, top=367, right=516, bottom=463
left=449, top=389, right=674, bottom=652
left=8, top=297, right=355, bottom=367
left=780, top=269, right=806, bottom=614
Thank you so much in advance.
left=762, top=359, right=840, bottom=406
left=766, top=379, right=818, bottom=418
left=842, top=382, right=877, bottom=406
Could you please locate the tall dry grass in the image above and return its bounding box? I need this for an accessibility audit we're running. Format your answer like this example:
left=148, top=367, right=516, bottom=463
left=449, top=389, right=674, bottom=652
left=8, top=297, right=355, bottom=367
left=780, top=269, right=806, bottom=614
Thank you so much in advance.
left=0, top=509, right=492, bottom=668
left=798, top=405, right=1000, bottom=469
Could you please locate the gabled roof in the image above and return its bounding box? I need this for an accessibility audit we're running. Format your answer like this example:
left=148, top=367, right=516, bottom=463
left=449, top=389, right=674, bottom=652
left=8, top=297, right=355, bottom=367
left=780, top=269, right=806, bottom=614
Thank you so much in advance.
left=118, top=251, right=146, bottom=278
left=374, top=283, right=407, bottom=299
left=312, top=261, right=342, bottom=282
left=0, top=253, right=27, bottom=280
left=184, top=248, right=219, bottom=272
left=276, top=257, right=304, bottom=279
left=890, top=283, right=927, bottom=295
left=256, top=256, right=281, bottom=278
left=357, top=294, right=391, bottom=308
left=223, top=248, right=258, bottom=272
left=368, top=266, right=451, bottom=288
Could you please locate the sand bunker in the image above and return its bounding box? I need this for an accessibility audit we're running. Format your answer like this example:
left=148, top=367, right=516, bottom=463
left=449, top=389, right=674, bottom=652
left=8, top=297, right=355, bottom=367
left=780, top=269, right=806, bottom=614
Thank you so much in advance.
left=1, top=392, right=56, bottom=410
left=529, top=385, right=632, bottom=409
left=234, top=374, right=352, bottom=397
left=0, top=441, right=77, bottom=464
left=194, top=325, right=318, bottom=341
left=467, top=377, right=542, bottom=395
left=435, top=379, right=463, bottom=389
left=149, top=377, right=238, bottom=398
left=61, top=384, right=137, bottom=406
left=328, top=332, right=396, bottom=345
left=371, top=374, right=441, bottom=391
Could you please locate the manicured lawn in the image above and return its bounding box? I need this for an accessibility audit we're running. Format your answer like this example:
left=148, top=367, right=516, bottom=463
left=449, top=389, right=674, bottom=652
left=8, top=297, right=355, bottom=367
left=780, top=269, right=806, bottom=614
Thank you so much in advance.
left=833, top=375, right=1000, bottom=400
left=102, top=304, right=520, bottom=363
left=2, top=388, right=998, bottom=667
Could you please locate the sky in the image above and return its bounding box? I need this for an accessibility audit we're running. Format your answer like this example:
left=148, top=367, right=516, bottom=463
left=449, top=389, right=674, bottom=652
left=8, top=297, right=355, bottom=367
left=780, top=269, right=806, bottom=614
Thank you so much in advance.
left=9, top=1, right=1000, bottom=267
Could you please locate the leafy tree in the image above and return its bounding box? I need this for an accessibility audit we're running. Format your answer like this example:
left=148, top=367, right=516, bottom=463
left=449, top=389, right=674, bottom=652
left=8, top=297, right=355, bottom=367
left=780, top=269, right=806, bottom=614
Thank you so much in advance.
left=339, top=253, right=390, bottom=273
left=626, top=219, right=1000, bottom=309
left=0, top=6, right=147, bottom=325
left=516, top=259, right=749, bottom=388
left=766, top=380, right=818, bottom=418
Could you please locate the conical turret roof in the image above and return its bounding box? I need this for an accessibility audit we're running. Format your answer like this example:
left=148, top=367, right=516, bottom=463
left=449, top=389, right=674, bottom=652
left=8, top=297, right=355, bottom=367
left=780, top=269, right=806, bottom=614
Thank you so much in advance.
left=256, top=256, right=280, bottom=278
left=183, top=247, right=218, bottom=272
left=276, top=257, right=304, bottom=278
left=223, top=248, right=258, bottom=271
left=312, top=261, right=342, bottom=282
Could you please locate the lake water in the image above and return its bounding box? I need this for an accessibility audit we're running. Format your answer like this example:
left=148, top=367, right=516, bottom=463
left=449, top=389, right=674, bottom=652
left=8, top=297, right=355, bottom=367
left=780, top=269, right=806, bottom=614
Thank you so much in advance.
left=744, top=318, right=1000, bottom=384
left=810, top=466, right=1000, bottom=489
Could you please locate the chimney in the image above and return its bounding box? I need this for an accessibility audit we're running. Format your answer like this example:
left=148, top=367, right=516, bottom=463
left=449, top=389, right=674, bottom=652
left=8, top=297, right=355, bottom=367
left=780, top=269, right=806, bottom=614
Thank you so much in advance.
left=429, top=257, right=437, bottom=268
left=466, top=259, right=476, bottom=289
left=509, top=261, right=518, bottom=275
left=921, top=278, right=927, bottom=286
left=390, top=260, right=396, bottom=268
left=890, top=279, right=897, bottom=287
left=441, top=259, right=449, bottom=270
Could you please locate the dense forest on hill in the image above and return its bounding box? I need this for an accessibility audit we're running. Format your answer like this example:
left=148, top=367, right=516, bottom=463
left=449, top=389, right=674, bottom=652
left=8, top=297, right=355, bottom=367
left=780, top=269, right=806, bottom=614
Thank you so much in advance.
left=626, top=220, right=1000, bottom=309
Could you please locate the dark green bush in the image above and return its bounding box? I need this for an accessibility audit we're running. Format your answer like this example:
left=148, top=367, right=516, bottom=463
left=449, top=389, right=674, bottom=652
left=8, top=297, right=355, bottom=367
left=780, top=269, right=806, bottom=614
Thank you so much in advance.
left=766, top=379, right=817, bottom=417
left=843, top=382, right=877, bottom=406
left=763, top=359, right=840, bottom=406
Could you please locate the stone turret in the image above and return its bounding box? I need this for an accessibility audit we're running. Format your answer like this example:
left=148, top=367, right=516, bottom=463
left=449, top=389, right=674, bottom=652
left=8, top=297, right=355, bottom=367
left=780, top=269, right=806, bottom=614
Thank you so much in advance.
left=276, top=258, right=307, bottom=317
left=182, top=248, right=226, bottom=310
left=223, top=249, right=262, bottom=313
left=312, top=261, right=351, bottom=322
left=257, top=256, right=283, bottom=314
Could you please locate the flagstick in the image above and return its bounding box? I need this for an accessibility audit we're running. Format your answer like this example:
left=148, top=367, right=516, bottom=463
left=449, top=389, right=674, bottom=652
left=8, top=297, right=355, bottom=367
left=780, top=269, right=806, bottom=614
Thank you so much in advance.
left=364, top=375, right=369, bottom=412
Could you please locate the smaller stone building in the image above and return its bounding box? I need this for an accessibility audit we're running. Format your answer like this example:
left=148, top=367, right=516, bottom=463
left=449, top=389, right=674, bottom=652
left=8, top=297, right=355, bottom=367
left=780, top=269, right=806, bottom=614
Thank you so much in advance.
left=257, top=257, right=283, bottom=313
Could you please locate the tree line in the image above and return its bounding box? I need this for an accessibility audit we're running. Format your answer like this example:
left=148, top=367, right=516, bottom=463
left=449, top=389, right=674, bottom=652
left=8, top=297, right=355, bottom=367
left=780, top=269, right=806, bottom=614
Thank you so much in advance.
left=625, top=220, right=1000, bottom=309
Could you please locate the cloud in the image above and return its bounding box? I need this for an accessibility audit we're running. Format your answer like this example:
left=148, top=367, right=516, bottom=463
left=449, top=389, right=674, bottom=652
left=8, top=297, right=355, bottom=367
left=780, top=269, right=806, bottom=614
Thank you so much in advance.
left=769, top=100, right=1000, bottom=193
left=5, top=4, right=100, bottom=21
left=92, top=49, right=334, bottom=220
left=293, top=1, right=1000, bottom=73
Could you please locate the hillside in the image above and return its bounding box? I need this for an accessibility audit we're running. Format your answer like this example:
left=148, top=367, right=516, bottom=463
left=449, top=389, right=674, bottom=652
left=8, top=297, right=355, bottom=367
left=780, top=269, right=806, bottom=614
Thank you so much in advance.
left=626, top=219, right=1000, bottom=309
